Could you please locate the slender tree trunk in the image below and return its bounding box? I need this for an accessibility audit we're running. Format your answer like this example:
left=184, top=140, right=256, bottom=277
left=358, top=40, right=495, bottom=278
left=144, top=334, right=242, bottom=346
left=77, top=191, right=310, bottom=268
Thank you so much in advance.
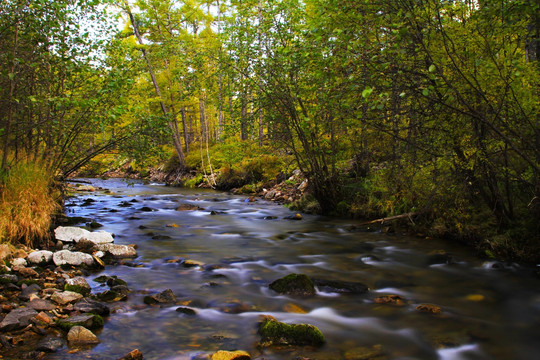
left=180, top=106, right=189, bottom=154
left=125, top=4, right=185, bottom=167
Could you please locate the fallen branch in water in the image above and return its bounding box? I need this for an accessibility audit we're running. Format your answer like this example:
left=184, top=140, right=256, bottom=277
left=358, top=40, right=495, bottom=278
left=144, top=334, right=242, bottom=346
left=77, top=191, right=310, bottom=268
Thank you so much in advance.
left=360, top=212, right=419, bottom=226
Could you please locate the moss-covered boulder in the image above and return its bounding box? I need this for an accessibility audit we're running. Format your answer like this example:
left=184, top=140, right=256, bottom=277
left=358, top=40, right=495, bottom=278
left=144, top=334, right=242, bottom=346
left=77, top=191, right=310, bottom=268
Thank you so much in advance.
left=269, top=273, right=315, bottom=297
left=258, top=316, right=325, bottom=347
left=56, top=314, right=104, bottom=331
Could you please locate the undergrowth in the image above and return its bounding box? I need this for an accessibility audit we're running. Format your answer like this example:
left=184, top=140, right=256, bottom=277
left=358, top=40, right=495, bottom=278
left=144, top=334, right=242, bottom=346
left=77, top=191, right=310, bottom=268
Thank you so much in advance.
left=0, top=161, right=60, bottom=248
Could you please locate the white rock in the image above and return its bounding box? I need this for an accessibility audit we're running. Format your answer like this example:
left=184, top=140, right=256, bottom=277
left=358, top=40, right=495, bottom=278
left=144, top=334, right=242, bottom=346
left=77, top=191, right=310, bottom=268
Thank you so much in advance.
left=96, top=244, right=137, bottom=258
left=11, top=258, right=27, bottom=267
left=93, top=251, right=105, bottom=258
left=54, top=226, right=114, bottom=244
left=27, top=250, right=54, bottom=264
left=53, top=250, right=94, bottom=267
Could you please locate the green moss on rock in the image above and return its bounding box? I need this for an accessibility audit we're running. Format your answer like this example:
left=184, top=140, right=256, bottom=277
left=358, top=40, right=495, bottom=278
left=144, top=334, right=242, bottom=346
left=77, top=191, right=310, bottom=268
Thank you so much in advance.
left=269, top=273, right=315, bottom=296
left=258, top=316, right=325, bottom=347
left=64, top=284, right=90, bottom=296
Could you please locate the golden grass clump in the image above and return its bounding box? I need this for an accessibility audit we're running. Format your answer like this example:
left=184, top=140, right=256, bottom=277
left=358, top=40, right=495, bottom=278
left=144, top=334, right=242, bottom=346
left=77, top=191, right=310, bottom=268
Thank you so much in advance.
left=0, top=162, right=60, bottom=248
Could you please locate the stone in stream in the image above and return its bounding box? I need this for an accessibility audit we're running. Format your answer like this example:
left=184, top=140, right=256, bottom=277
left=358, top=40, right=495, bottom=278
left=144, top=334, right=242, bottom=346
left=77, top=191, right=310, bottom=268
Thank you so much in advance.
left=211, top=350, right=251, bottom=360
left=284, top=213, right=303, bottom=220
left=144, top=289, right=176, bottom=305
left=0, top=307, right=38, bottom=331
left=11, top=257, right=27, bottom=267
left=176, top=307, right=197, bottom=315
left=52, top=250, right=94, bottom=267
left=97, top=290, right=127, bottom=302
left=176, top=203, right=204, bottom=211
left=416, top=304, right=442, bottom=314
left=27, top=250, right=54, bottom=265
left=117, top=349, right=144, bottom=360
left=36, top=335, right=66, bottom=353
left=57, top=314, right=104, bottom=330
left=269, top=273, right=315, bottom=297
left=312, top=279, right=369, bottom=295
left=344, top=345, right=386, bottom=360
left=67, top=326, right=100, bottom=345
left=374, top=295, right=407, bottom=306
left=257, top=316, right=325, bottom=347
left=96, top=243, right=137, bottom=258
left=54, top=226, right=114, bottom=244
left=0, top=274, right=18, bottom=284
left=74, top=298, right=110, bottom=316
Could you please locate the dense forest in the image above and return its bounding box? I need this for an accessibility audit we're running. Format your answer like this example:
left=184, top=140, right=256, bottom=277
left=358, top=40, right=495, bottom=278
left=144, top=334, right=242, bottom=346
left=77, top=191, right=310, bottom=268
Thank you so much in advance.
left=0, top=0, right=538, bottom=262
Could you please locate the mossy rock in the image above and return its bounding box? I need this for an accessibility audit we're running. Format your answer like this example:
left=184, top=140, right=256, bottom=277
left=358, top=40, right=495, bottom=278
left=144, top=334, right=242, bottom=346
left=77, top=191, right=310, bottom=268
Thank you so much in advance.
left=258, top=316, right=325, bottom=347
left=269, top=273, right=315, bottom=296
left=64, top=284, right=91, bottom=296
left=56, top=314, right=104, bottom=331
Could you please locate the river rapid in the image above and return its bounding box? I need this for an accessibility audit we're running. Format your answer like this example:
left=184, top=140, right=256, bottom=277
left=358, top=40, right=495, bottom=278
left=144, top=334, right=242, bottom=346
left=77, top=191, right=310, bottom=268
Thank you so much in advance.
left=49, top=178, right=539, bottom=360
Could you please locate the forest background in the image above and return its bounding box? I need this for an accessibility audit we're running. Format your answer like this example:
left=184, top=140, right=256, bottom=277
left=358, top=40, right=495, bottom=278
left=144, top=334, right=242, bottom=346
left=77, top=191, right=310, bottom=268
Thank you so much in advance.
left=0, top=0, right=538, bottom=263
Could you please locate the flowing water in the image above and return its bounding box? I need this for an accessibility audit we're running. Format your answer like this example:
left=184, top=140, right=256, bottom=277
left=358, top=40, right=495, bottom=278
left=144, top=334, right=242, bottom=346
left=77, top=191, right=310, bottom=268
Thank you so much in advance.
left=48, top=178, right=539, bottom=360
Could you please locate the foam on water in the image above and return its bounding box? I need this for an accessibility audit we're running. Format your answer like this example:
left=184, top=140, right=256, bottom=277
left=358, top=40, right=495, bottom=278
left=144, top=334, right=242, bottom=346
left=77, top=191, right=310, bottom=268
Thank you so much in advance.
left=437, top=344, right=483, bottom=360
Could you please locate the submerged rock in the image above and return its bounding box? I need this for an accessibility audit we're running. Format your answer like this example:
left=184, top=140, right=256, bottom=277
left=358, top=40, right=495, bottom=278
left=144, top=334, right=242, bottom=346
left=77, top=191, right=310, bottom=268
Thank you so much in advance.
left=67, top=326, right=100, bottom=345
left=374, top=295, right=406, bottom=306
left=416, top=304, right=442, bottom=314
left=117, top=349, right=144, bottom=360
left=269, top=273, right=315, bottom=296
left=258, top=316, right=325, bottom=347
left=313, top=279, right=368, bottom=294
left=284, top=213, right=303, bottom=220
left=36, top=335, right=66, bottom=353
left=144, top=289, right=176, bottom=304
left=211, top=350, right=251, bottom=360
left=176, top=307, right=197, bottom=315
left=344, top=344, right=386, bottom=360
left=176, top=203, right=204, bottom=211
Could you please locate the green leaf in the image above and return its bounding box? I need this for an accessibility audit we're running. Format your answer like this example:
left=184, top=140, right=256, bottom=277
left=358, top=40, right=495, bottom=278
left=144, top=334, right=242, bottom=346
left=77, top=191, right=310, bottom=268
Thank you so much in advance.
left=422, top=89, right=429, bottom=96
left=362, top=87, right=373, bottom=98
left=428, top=64, right=436, bottom=73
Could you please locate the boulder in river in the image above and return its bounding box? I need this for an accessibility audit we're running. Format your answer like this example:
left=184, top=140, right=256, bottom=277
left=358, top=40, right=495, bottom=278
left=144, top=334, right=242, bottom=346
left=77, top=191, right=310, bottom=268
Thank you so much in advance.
left=54, top=226, right=114, bottom=244
left=416, top=303, right=442, bottom=314
left=96, top=243, right=137, bottom=258
left=67, top=326, right=100, bottom=345
left=269, top=273, right=315, bottom=296
left=53, top=250, right=94, bottom=267
left=257, top=316, right=325, bottom=347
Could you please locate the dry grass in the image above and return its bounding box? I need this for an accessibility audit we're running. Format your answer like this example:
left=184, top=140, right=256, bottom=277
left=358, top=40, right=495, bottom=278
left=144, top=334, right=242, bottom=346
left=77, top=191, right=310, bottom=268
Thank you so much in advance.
left=0, top=161, right=60, bottom=248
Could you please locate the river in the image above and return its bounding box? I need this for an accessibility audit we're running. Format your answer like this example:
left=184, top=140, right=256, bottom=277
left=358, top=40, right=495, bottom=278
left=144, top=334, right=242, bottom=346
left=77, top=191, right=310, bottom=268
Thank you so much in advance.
left=49, top=178, right=539, bottom=360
